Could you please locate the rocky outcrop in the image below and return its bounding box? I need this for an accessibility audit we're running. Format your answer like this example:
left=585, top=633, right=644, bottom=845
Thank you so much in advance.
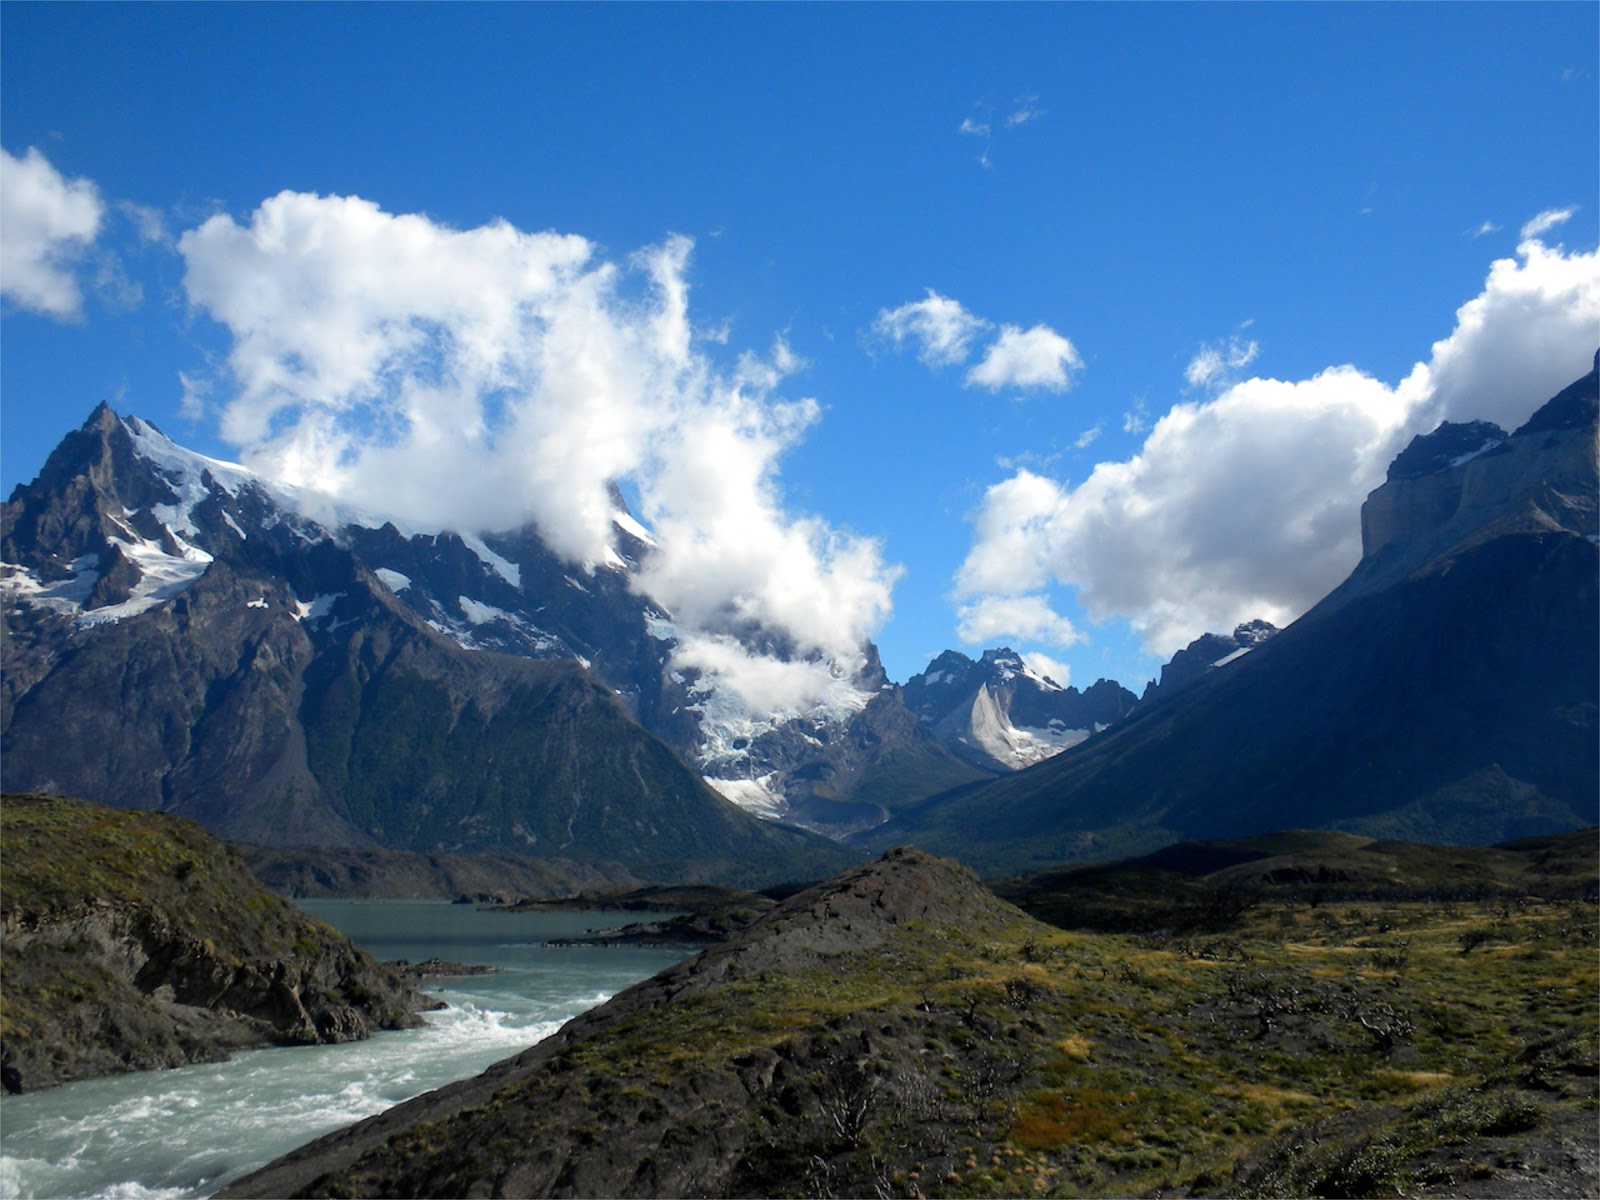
left=1137, top=619, right=1278, bottom=709
left=0, top=794, right=429, bottom=1093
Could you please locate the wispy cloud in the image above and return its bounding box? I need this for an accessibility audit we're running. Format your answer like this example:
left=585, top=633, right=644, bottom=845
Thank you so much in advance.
left=873, top=289, right=991, bottom=367
left=1470, top=220, right=1501, bottom=238
left=1005, top=96, right=1042, bottom=127
left=1185, top=335, right=1260, bottom=391
left=1074, top=423, right=1103, bottom=450
left=1521, top=207, right=1576, bottom=240
left=958, top=95, right=1042, bottom=167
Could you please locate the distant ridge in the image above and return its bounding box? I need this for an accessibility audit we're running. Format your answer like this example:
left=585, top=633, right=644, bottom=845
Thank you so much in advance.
left=866, top=357, right=1599, bottom=874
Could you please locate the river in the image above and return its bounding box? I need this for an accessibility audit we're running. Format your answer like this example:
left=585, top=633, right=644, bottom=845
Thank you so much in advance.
left=0, top=901, right=688, bottom=1199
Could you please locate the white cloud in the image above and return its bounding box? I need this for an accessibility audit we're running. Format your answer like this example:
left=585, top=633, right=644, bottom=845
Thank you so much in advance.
left=179, top=190, right=900, bottom=703
left=965, top=323, right=1083, bottom=392
left=0, top=146, right=105, bottom=319
left=1520, top=207, right=1575, bottom=240
left=1074, top=423, right=1103, bottom=450
left=1471, top=220, right=1501, bottom=238
left=873, top=289, right=990, bottom=367
left=1019, top=650, right=1072, bottom=688
left=1184, top=335, right=1260, bottom=390
left=1425, top=230, right=1600, bottom=431
left=956, top=592, right=1081, bottom=650
left=954, top=234, right=1599, bottom=658
left=958, top=117, right=991, bottom=138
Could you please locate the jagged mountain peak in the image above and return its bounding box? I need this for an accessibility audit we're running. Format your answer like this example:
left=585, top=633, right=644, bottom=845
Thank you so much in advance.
left=904, top=645, right=1137, bottom=773
left=4, top=404, right=976, bottom=847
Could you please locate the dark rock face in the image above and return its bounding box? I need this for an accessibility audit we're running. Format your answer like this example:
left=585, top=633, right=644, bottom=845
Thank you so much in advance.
left=1138, top=619, right=1279, bottom=709
left=0, top=411, right=853, bottom=882
left=0, top=794, right=428, bottom=1093
left=903, top=647, right=1137, bottom=772
left=867, top=363, right=1599, bottom=874
left=1387, top=420, right=1508, bottom=481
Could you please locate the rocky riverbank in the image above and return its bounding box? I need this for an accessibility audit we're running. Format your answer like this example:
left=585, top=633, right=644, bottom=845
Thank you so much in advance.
left=0, top=794, right=429, bottom=1093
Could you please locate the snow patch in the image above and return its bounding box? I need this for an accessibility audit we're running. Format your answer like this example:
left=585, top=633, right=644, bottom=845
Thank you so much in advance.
left=247, top=597, right=269, bottom=610
left=966, top=684, right=1089, bottom=770
left=459, top=534, right=521, bottom=588
left=612, top=509, right=659, bottom=548
left=1211, top=646, right=1251, bottom=669
left=292, top=592, right=342, bottom=624
left=458, top=596, right=516, bottom=626
left=1449, top=438, right=1505, bottom=468
left=705, top=775, right=786, bottom=821
left=0, top=555, right=100, bottom=614
left=374, top=568, right=412, bottom=593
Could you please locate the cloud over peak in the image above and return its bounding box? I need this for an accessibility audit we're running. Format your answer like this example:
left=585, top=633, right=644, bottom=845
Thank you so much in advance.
left=180, top=190, right=899, bottom=709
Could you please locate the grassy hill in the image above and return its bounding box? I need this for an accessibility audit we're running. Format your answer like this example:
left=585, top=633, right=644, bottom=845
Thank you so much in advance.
left=226, top=841, right=1597, bottom=1198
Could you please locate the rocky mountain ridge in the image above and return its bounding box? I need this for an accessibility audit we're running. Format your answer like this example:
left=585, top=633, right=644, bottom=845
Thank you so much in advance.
left=0, top=405, right=976, bottom=843
left=0, top=409, right=850, bottom=882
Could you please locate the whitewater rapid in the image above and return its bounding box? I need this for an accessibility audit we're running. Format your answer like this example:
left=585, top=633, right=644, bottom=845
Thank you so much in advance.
left=0, top=901, right=686, bottom=1199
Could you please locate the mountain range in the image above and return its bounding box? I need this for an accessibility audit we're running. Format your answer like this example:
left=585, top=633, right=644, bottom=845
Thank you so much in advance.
left=866, top=354, right=1598, bottom=874
left=3, top=355, right=1595, bottom=878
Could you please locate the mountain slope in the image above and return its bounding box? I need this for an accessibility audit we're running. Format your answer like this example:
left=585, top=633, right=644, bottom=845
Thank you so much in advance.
left=0, top=411, right=851, bottom=882
left=0, top=405, right=965, bottom=842
left=868, top=359, right=1599, bottom=875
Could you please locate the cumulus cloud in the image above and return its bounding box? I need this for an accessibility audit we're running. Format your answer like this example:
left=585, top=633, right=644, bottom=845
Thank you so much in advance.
left=1426, top=230, right=1600, bottom=430
left=955, top=230, right=1599, bottom=657
left=1184, top=335, right=1260, bottom=390
left=0, top=146, right=105, bottom=319
left=956, top=592, right=1081, bottom=649
left=965, top=323, right=1083, bottom=392
left=1520, top=207, right=1575, bottom=240
left=873, top=289, right=991, bottom=367
left=180, top=191, right=899, bottom=711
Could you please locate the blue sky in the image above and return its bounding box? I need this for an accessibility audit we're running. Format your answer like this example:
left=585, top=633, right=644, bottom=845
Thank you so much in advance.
left=3, top=3, right=1597, bottom=696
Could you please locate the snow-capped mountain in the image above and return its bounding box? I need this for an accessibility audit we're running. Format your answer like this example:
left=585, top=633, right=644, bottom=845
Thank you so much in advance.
left=903, top=647, right=1137, bottom=772
left=1, top=405, right=972, bottom=846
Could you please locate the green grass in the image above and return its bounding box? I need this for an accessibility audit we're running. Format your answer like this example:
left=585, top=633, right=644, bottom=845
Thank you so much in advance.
left=305, top=866, right=1598, bottom=1198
